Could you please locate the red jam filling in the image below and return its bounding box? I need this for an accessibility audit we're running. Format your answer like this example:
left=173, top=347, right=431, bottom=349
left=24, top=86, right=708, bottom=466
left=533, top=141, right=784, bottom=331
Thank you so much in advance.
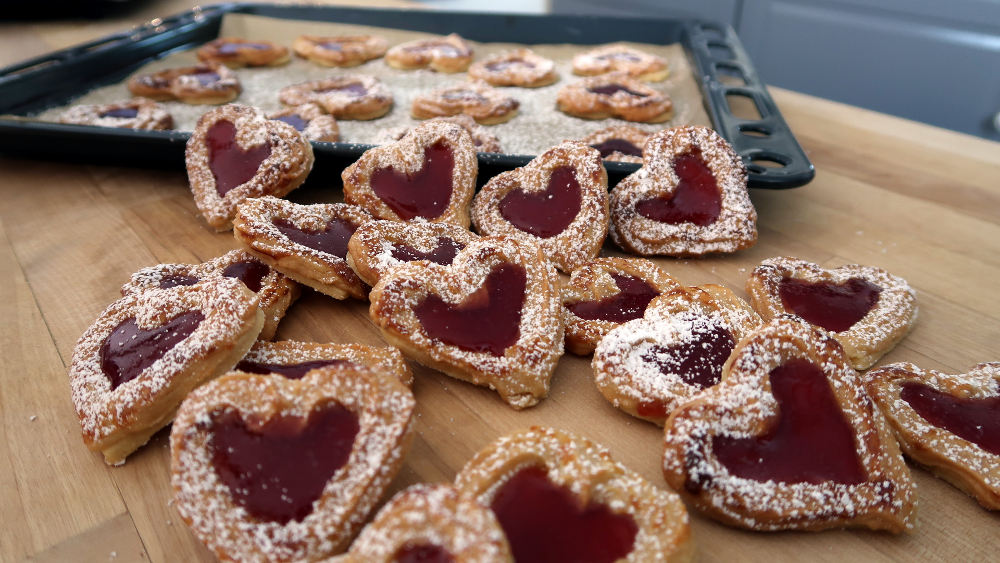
left=712, top=358, right=866, bottom=485
left=370, top=141, right=455, bottom=220
left=274, top=114, right=309, bottom=132
left=99, top=311, right=204, bottom=390
left=158, top=273, right=199, bottom=289
left=778, top=277, right=881, bottom=333
left=590, top=138, right=642, bottom=158
left=901, top=382, right=1000, bottom=455
left=209, top=402, right=359, bottom=524
left=566, top=273, right=659, bottom=323
left=490, top=466, right=638, bottom=563
left=486, top=58, right=534, bottom=72
left=635, top=147, right=721, bottom=226
left=206, top=120, right=272, bottom=196
left=393, top=543, right=456, bottom=563
left=498, top=166, right=582, bottom=238
left=390, top=237, right=466, bottom=265
left=414, top=263, right=526, bottom=357
left=272, top=216, right=357, bottom=259
left=100, top=107, right=139, bottom=119
left=640, top=322, right=735, bottom=389
left=235, top=359, right=349, bottom=380
left=318, top=83, right=368, bottom=97
left=587, top=84, right=647, bottom=97
left=221, top=259, right=269, bottom=293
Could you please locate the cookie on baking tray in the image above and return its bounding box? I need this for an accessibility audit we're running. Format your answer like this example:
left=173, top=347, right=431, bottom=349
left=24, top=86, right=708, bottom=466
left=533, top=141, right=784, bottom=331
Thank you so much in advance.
left=470, top=141, right=608, bottom=273
left=347, top=219, right=480, bottom=287
left=170, top=364, right=415, bottom=561
left=572, top=44, right=669, bottom=82
left=455, top=427, right=692, bottom=562
left=411, top=80, right=520, bottom=125
left=662, top=315, right=917, bottom=532
left=266, top=103, right=340, bottom=142
left=745, top=256, right=918, bottom=370
left=127, top=63, right=241, bottom=105
left=557, top=72, right=673, bottom=123
left=380, top=114, right=502, bottom=154
left=235, top=340, right=414, bottom=387
left=233, top=196, right=374, bottom=300
left=863, top=361, right=999, bottom=510
left=196, top=37, right=290, bottom=68
left=69, top=277, right=263, bottom=465
left=293, top=34, right=389, bottom=67
left=385, top=33, right=474, bottom=73
left=468, top=48, right=558, bottom=88
left=279, top=75, right=394, bottom=120
left=59, top=97, right=173, bottom=131
left=579, top=125, right=653, bottom=164
left=610, top=125, right=756, bottom=256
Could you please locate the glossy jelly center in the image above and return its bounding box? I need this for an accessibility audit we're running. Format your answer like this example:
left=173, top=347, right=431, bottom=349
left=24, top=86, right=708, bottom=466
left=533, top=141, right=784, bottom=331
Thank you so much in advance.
left=901, top=382, right=1000, bottom=455
left=590, top=138, right=642, bottom=158
left=318, top=82, right=368, bottom=97
left=635, top=147, right=721, bottom=226
left=158, top=274, right=199, bottom=289
left=498, top=166, right=582, bottom=238
left=393, top=543, right=455, bottom=563
left=235, top=359, right=348, bottom=380
left=778, top=277, right=881, bottom=333
left=390, top=237, right=465, bottom=265
left=221, top=260, right=269, bottom=293
left=414, top=264, right=526, bottom=357
left=206, top=120, right=272, bottom=196
left=490, top=466, right=638, bottom=563
left=274, top=114, right=309, bottom=132
left=486, top=58, right=533, bottom=71
left=370, top=141, right=455, bottom=220
left=272, top=217, right=356, bottom=259
left=587, top=84, right=647, bottom=97
left=641, top=322, right=735, bottom=388
left=712, top=358, right=866, bottom=486
left=566, top=273, right=659, bottom=323
left=99, top=311, right=204, bottom=390
left=209, top=403, right=359, bottom=524
left=100, top=107, right=139, bottom=119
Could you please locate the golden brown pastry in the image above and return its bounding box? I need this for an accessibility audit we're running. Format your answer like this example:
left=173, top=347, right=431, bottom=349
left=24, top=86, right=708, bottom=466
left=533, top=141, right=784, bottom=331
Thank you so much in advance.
left=196, top=37, right=290, bottom=68
left=279, top=75, right=393, bottom=120
left=127, top=63, right=241, bottom=104
left=380, top=114, right=502, bottom=154
left=468, top=48, right=558, bottom=88
left=411, top=81, right=520, bottom=125
left=385, top=33, right=474, bottom=73
left=235, top=340, right=414, bottom=387
left=578, top=125, right=653, bottom=164
left=557, top=73, right=672, bottom=123
left=347, top=219, right=480, bottom=287
left=266, top=103, right=340, bottom=142
left=293, top=34, right=389, bottom=67
left=572, top=43, right=669, bottom=82
left=59, top=97, right=173, bottom=131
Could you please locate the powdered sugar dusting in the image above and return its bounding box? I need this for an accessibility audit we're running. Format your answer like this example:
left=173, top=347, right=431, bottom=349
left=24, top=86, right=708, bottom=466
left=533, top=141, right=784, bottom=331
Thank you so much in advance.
left=347, top=219, right=479, bottom=286
left=59, top=97, right=173, bottom=131
left=239, top=340, right=414, bottom=387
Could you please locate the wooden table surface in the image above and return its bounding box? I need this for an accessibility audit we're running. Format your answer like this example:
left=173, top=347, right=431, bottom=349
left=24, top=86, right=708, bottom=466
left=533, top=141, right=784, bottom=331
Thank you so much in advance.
left=3, top=3, right=999, bottom=562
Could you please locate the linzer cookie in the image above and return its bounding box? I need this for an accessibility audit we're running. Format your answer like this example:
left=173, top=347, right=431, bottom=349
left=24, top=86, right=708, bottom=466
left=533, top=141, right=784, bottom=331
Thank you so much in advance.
left=745, top=256, right=918, bottom=369
left=557, top=73, right=673, bottom=123
left=380, top=114, right=502, bottom=154
left=235, top=340, right=414, bottom=387
left=347, top=219, right=480, bottom=287
left=471, top=142, right=608, bottom=273
left=385, top=33, right=474, bottom=73
left=233, top=196, right=374, bottom=300
left=293, top=34, right=389, bottom=67
left=863, top=362, right=999, bottom=510
left=267, top=103, right=340, bottom=142
left=411, top=81, right=520, bottom=125
left=186, top=104, right=314, bottom=231
left=579, top=125, right=653, bottom=164
left=279, top=75, right=393, bottom=120
left=468, top=49, right=558, bottom=88
left=170, top=365, right=415, bottom=561
left=69, top=278, right=264, bottom=465
left=572, top=44, right=669, bottom=82
left=593, top=284, right=761, bottom=425
left=368, top=236, right=563, bottom=409
left=127, top=63, right=241, bottom=105
left=610, top=126, right=756, bottom=256
left=196, top=37, right=290, bottom=68
left=342, top=120, right=477, bottom=227
left=455, top=427, right=692, bottom=562
left=662, top=316, right=917, bottom=532
left=59, top=97, right=173, bottom=131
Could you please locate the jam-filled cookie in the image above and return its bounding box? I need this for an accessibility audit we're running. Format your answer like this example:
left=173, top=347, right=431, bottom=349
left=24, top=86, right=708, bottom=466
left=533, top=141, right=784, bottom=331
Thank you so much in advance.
left=572, top=44, right=669, bottom=82
left=69, top=278, right=264, bottom=465
left=279, top=75, right=393, bottom=120
left=127, top=63, right=241, bottom=105
left=59, top=97, right=173, bottom=131
left=380, top=114, right=502, bottom=154
left=267, top=103, right=340, bottom=142
left=471, top=142, right=608, bottom=273
left=369, top=236, right=563, bottom=409
left=293, top=34, right=389, bottom=67
left=347, top=219, right=480, bottom=287
left=170, top=364, right=416, bottom=561
left=468, top=49, right=558, bottom=88
left=186, top=104, right=314, bottom=231
left=411, top=81, right=520, bottom=125
left=593, top=284, right=761, bottom=426
left=233, top=196, right=374, bottom=300
left=342, top=120, right=477, bottom=227
left=455, top=427, right=692, bottom=562
left=120, top=249, right=299, bottom=341
left=662, top=315, right=917, bottom=532
left=197, top=37, right=290, bottom=68
left=863, top=362, right=999, bottom=510
left=385, top=33, right=474, bottom=73
left=745, top=256, right=918, bottom=370
left=579, top=125, right=653, bottom=164
left=610, top=126, right=756, bottom=256
left=557, top=73, right=673, bottom=123
left=235, top=340, right=414, bottom=387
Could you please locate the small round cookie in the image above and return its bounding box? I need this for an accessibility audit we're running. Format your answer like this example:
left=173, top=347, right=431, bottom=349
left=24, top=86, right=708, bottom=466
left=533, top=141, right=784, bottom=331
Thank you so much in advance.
left=279, top=75, right=393, bottom=120
left=127, top=63, right=241, bottom=105
left=266, top=103, right=340, bottom=142
left=293, top=34, right=389, bottom=67
left=411, top=81, right=519, bottom=125
left=235, top=340, right=414, bottom=387
left=59, top=97, right=173, bottom=131
left=380, top=114, right=502, bottom=153
left=385, top=33, right=474, bottom=73
left=196, top=37, right=290, bottom=68
left=579, top=125, right=653, bottom=164
left=468, top=48, right=558, bottom=88
left=347, top=220, right=480, bottom=287
left=557, top=72, right=673, bottom=123
left=572, top=43, right=669, bottom=82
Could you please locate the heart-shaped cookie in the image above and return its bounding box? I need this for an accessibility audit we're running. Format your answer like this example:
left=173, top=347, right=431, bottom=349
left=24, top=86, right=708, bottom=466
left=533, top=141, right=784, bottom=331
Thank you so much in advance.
left=610, top=126, right=756, bottom=256
left=170, top=364, right=415, bottom=561
left=293, top=34, right=389, bottom=67
left=471, top=142, right=608, bottom=273
left=468, top=48, right=558, bottom=88
left=411, top=80, right=520, bottom=125
left=863, top=361, right=999, bottom=510
left=266, top=103, right=340, bottom=142
left=59, top=97, right=174, bottom=131
left=127, top=63, right=242, bottom=104
left=343, top=120, right=477, bottom=227
left=186, top=104, right=314, bottom=231
left=278, top=75, right=394, bottom=120
left=557, top=72, right=673, bottom=123
left=745, top=256, right=918, bottom=369
left=235, top=340, right=414, bottom=387
left=381, top=114, right=502, bottom=154
left=662, top=315, right=917, bottom=532
left=385, top=33, right=474, bottom=73
left=69, top=277, right=264, bottom=465
left=197, top=37, right=290, bottom=68
left=572, top=44, right=669, bottom=82
left=369, top=236, right=563, bottom=409
left=347, top=219, right=480, bottom=287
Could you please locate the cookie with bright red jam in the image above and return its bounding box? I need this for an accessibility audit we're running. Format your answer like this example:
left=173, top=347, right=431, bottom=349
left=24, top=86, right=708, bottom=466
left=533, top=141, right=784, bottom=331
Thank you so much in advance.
left=235, top=340, right=414, bottom=386
left=346, top=219, right=479, bottom=287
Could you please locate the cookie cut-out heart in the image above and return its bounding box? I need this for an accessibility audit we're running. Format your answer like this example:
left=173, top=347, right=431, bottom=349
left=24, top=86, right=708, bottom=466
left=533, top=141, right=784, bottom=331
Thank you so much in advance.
left=235, top=340, right=414, bottom=386
left=662, top=315, right=917, bottom=532
left=347, top=219, right=480, bottom=287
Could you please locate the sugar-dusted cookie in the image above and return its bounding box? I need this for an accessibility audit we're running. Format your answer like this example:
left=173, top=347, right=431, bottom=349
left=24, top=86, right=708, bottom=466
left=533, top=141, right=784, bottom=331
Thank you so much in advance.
left=572, top=44, right=669, bottom=82
left=347, top=219, right=480, bottom=287
left=233, top=196, right=374, bottom=300
left=59, top=97, right=173, bottom=131
left=342, top=120, right=477, bottom=227
left=385, top=33, right=474, bottom=73
left=196, top=37, right=290, bottom=68
left=186, top=104, right=314, bottom=231
left=69, top=278, right=263, bottom=465
left=662, top=315, right=917, bottom=532
left=170, top=365, right=415, bottom=561
left=471, top=142, right=608, bottom=273
left=266, top=103, right=340, bottom=142
left=745, top=256, right=918, bottom=370
left=557, top=73, right=673, bottom=123
left=610, top=126, right=755, bottom=256
left=380, top=114, right=502, bottom=153
left=127, top=63, right=241, bottom=105
left=279, top=75, right=393, bottom=120
left=579, top=125, right=653, bottom=164
left=369, top=236, right=563, bottom=409
left=235, top=340, right=414, bottom=387
left=864, top=361, right=999, bottom=510
left=468, top=48, right=558, bottom=88
left=293, top=34, right=389, bottom=67
left=411, top=80, right=520, bottom=125
left=456, top=427, right=692, bottom=562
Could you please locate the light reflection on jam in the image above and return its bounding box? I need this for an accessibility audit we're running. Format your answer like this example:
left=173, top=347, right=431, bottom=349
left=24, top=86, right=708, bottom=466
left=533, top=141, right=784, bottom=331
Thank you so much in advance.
left=566, top=273, right=659, bottom=323
left=370, top=141, right=455, bottom=220
left=498, top=166, right=582, bottom=238
left=635, top=147, right=721, bottom=226
left=901, top=382, right=1000, bottom=455
left=99, top=311, right=204, bottom=389
left=778, top=277, right=881, bottom=333
left=272, top=217, right=357, bottom=259
left=206, top=120, right=272, bottom=196
left=390, top=237, right=465, bottom=265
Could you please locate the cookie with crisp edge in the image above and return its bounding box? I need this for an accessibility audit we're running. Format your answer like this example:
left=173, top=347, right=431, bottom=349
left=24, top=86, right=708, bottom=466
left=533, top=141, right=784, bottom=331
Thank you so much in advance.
left=266, top=103, right=340, bottom=142
left=293, top=34, right=389, bottom=67
left=557, top=72, right=673, bottom=123
left=347, top=219, right=480, bottom=287
left=196, top=37, right=290, bottom=68
left=235, top=340, right=414, bottom=387
left=411, top=81, right=520, bottom=125
left=380, top=114, right=502, bottom=154
left=572, top=43, right=669, bottom=82
left=59, top=97, right=173, bottom=131
left=468, top=48, right=558, bottom=88
left=127, top=63, right=241, bottom=105
left=579, top=125, right=652, bottom=164
left=279, top=75, right=394, bottom=120
left=385, top=33, right=474, bottom=73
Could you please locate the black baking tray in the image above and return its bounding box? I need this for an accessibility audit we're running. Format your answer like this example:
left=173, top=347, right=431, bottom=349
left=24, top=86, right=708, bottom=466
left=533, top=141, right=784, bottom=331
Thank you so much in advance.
left=0, top=3, right=813, bottom=189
